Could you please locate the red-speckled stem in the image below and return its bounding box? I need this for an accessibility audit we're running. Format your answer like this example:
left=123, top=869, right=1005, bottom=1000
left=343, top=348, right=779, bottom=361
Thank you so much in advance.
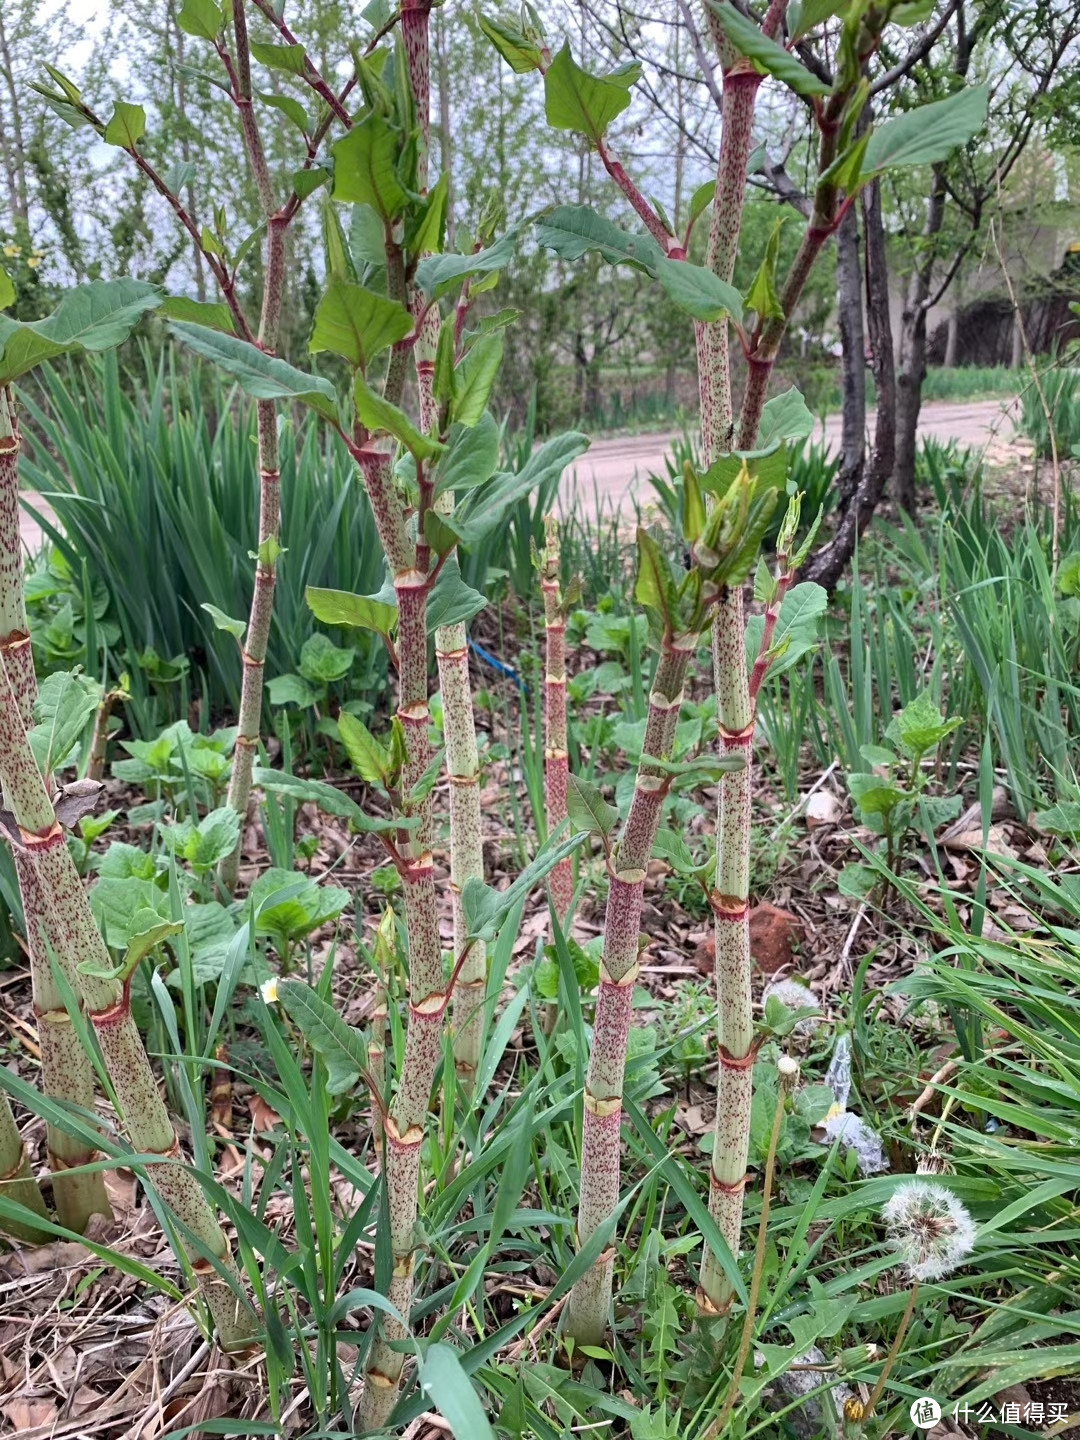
left=219, top=8, right=289, bottom=889
left=0, top=670, right=247, bottom=1341
left=695, top=72, right=760, bottom=458
left=566, top=635, right=693, bottom=1343
left=0, top=388, right=109, bottom=1235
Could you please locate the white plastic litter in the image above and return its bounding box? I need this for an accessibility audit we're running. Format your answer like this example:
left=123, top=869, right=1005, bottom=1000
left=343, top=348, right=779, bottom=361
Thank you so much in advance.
left=819, top=1033, right=890, bottom=1175
left=755, top=1346, right=852, bottom=1437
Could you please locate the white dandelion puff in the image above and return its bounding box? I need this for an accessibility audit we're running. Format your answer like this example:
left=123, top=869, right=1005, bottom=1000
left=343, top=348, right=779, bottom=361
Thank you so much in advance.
left=762, top=977, right=821, bottom=1034
left=882, top=1179, right=976, bottom=1282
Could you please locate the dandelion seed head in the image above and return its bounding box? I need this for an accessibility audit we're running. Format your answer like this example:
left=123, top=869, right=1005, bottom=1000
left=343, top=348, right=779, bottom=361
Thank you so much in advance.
left=881, top=1179, right=976, bottom=1281
left=762, top=977, right=820, bottom=1035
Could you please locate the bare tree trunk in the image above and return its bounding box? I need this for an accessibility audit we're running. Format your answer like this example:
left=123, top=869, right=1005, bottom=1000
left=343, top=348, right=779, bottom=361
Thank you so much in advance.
left=804, top=177, right=896, bottom=592
left=944, top=306, right=959, bottom=367
left=892, top=169, right=946, bottom=513
left=0, top=8, right=29, bottom=225
left=835, top=203, right=866, bottom=510
left=1011, top=312, right=1024, bottom=368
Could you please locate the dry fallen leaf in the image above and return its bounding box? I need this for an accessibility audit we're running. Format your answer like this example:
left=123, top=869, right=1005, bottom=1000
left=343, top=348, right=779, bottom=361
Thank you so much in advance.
left=248, top=1094, right=282, bottom=1132
left=805, top=791, right=841, bottom=828
left=2, top=1396, right=57, bottom=1428
left=940, top=823, right=1016, bottom=859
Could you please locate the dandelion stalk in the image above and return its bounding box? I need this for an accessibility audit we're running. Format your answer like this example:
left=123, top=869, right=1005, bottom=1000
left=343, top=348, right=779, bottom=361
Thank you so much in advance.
left=857, top=1180, right=976, bottom=1425
left=0, top=384, right=109, bottom=1236
left=860, top=1283, right=919, bottom=1424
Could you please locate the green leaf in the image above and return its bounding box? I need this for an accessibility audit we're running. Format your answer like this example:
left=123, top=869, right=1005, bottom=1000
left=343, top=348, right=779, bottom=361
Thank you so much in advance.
left=160, top=807, right=241, bottom=871
left=462, top=831, right=585, bottom=941
left=249, top=40, right=307, bottom=74
left=891, top=0, right=936, bottom=24
left=1033, top=802, right=1080, bottom=839
left=415, top=228, right=522, bottom=297
left=0, top=270, right=13, bottom=312
left=707, top=1, right=831, bottom=97
left=478, top=13, right=545, bottom=73
left=455, top=431, right=589, bottom=543
left=170, top=322, right=339, bottom=421
left=534, top=204, right=664, bottom=272
left=683, top=464, right=706, bottom=546
left=758, top=387, right=815, bottom=448
left=104, top=101, right=146, bottom=148
left=177, top=0, right=223, bottom=38
left=162, top=296, right=236, bottom=334
left=651, top=829, right=698, bottom=873
left=635, top=526, right=679, bottom=629
left=354, top=374, right=443, bottom=460
left=267, top=673, right=318, bottom=708
left=419, top=1343, right=497, bottom=1440
left=0, top=279, right=162, bottom=384
left=744, top=217, right=785, bottom=320
left=409, top=170, right=450, bottom=255
left=452, top=332, right=503, bottom=427
left=255, top=534, right=284, bottom=566
left=119, top=915, right=184, bottom=980
left=292, top=164, right=330, bottom=201
left=299, top=632, right=353, bottom=685
left=338, top=712, right=388, bottom=785
left=310, top=277, right=412, bottom=373
left=543, top=41, right=640, bottom=143
left=306, top=585, right=397, bottom=635
left=655, top=258, right=743, bottom=324
left=789, top=0, right=849, bottom=38
left=28, top=670, right=101, bottom=773
left=846, top=771, right=908, bottom=822
left=332, top=113, right=408, bottom=221
left=259, top=90, right=310, bottom=133
left=884, top=691, right=962, bottom=762
left=688, top=180, right=715, bottom=227
left=1057, top=552, right=1080, bottom=597
left=423, top=508, right=461, bottom=558
left=277, top=978, right=368, bottom=1095
left=433, top=413, right=500, bottom=498
left=251, top=867, right=350, bottom=948
left=565, top=774, right=619, bottom=837
left=861, top=85, right=988, bottom=177
left=201, top=603, right=246, bottom=641
left=426, top=555, right=487, bottom=632
left=252, top=770, right=408, bottom=833
left=745, top=580, right=826, bottom=677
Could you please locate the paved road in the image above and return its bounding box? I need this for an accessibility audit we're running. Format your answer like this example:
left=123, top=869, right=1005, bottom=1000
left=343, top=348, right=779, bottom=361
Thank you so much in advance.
left=560, top=396, right=1023, bottom=515
left=17, top=397, right=1022, bottom=551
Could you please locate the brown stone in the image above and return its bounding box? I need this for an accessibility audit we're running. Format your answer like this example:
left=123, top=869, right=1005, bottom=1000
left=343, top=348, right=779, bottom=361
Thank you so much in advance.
left=749, top=902, right=802, bottom=974
left=691, top=904, right=802, bottom=977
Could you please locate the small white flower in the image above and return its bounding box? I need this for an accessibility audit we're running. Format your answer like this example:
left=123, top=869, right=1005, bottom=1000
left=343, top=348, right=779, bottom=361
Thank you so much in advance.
left=260, top=976, right=279, bottom=1004
left=882, top=1179, right=976, bottom=1281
